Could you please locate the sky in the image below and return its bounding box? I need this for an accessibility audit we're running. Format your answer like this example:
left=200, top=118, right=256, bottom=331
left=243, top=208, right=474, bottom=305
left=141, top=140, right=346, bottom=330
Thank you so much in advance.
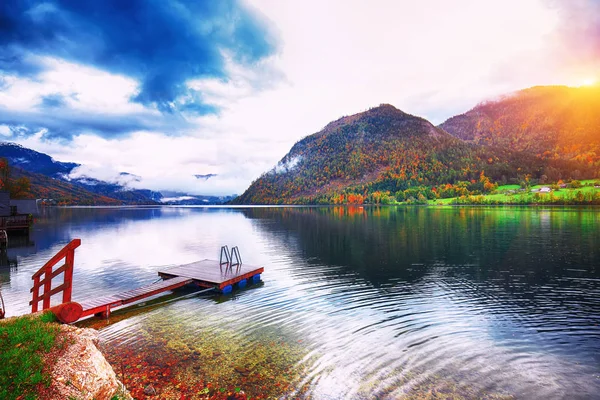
left=0, top=0, right=598, bottom=195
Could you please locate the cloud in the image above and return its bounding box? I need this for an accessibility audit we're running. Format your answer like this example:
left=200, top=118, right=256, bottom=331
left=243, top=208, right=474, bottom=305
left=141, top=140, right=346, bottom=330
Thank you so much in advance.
left=548, top=0, right=600, bottom=76
left=13, top=130, right=276, bottom=196
left=0, top=105, right=187, bottom=141
left=550, top=0, right=600, bottom=55
left=0, top=125, right=11, bottom=137
left=0, top=0, right=279, bottom=114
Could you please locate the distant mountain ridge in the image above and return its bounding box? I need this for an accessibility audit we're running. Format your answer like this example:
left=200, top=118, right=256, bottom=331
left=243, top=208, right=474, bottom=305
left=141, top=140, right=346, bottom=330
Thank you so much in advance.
left=0, top=142, right=79, bottom=177
left=0, top=142, right=232, bottom=205
left=4, top=84, right=598, bottom=206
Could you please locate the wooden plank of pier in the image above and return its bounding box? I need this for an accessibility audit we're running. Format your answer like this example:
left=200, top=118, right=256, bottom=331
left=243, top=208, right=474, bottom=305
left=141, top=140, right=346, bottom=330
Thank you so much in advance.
left=77, top=260, right=263, bottom=319
left=79, top=276, right=193, bottom=318
left=158, top=259, right=264, bottom=290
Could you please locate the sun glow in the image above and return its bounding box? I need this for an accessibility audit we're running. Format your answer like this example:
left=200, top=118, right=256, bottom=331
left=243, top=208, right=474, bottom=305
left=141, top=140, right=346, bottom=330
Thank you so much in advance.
left=580, top=77, right=597, bottom=86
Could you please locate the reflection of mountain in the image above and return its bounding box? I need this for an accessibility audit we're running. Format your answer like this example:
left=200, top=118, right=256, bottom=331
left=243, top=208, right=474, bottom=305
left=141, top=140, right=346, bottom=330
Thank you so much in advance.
left=242, top=207, right=600, bottom=289
left=242, top=206, right=600, bottom=356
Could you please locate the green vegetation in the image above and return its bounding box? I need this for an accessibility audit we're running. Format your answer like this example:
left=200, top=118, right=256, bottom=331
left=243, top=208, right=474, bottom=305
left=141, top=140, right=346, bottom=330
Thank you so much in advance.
left=429, top=180, right=600, bottom=205
left=0, top=312, right=61, bottom=400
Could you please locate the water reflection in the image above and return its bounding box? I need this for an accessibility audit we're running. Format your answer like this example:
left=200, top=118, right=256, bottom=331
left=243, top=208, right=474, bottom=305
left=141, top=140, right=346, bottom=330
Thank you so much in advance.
left=1, top=206, right=599, bottom=399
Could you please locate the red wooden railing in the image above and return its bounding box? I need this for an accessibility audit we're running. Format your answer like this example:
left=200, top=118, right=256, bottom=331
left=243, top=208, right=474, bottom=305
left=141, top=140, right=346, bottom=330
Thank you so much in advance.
left=30, top=239, right=81, bottom=313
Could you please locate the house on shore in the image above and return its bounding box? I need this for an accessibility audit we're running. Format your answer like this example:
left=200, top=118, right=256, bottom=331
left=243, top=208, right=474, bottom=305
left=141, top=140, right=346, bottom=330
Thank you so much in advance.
left=0, top=191, right=37, bottom=232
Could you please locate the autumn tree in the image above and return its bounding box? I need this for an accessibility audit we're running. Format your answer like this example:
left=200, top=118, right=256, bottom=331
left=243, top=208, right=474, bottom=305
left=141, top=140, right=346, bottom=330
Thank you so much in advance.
left=0, top=158, right=31, bottom=199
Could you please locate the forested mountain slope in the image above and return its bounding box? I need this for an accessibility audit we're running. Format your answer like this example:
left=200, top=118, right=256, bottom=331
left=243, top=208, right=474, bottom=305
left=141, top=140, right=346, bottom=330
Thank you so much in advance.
left=440, top=85, right=600, bottom=166
left=235, top=104, right=588, bottom=204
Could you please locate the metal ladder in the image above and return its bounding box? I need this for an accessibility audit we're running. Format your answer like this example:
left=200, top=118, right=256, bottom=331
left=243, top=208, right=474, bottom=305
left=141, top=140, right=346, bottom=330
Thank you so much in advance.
left=219, top=245, right=243, bottom=268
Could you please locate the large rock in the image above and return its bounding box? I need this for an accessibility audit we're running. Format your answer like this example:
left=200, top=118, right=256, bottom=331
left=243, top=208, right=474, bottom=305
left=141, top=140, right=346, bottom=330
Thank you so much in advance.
left=51, top=325, right=132, bottom=400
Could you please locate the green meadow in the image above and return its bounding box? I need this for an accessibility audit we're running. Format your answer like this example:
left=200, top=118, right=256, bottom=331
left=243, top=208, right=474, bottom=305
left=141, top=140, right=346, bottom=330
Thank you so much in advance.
left=429, top=180, right=600, bottom=206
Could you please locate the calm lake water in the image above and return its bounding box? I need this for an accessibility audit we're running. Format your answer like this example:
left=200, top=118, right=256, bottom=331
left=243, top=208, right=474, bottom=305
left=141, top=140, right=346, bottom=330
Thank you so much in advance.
left=1, top=206, right=600, bottom=399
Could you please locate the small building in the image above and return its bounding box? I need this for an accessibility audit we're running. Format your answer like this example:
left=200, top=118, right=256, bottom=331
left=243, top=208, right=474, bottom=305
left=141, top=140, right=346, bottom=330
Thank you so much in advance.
left=0, top=191, right=39, bottom=216
left=10, top=199, right=40, bottom=216
left=0, top=191, right=35, bottom=232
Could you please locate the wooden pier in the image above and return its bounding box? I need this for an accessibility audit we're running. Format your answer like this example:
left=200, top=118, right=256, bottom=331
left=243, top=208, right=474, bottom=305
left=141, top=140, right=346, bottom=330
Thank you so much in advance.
left=0, top=214, right=33, bottom=232
left=29, top=240, right=263, bottom=322
left=158, top=260, right=264, bottom=292
left=79, top=276, right=193, bottom=319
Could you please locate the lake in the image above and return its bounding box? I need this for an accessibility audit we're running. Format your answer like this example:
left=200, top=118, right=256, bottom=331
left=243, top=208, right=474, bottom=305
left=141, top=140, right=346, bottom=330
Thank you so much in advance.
left=1, top=206, right=599, bottom=399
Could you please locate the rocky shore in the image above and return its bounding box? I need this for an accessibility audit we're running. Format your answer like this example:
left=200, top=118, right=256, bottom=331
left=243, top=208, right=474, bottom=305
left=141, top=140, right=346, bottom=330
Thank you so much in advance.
left=46, top=324, right=131, bottom=400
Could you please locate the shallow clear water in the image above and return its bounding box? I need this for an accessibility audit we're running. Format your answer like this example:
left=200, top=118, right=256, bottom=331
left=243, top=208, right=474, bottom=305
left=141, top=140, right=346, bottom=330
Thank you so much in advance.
left=1, top=206, right=599, bottom=399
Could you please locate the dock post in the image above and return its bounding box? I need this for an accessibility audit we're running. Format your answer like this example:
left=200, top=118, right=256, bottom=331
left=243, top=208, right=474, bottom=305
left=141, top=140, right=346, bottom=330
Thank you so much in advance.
left=95, top=306, right=111, bottom=319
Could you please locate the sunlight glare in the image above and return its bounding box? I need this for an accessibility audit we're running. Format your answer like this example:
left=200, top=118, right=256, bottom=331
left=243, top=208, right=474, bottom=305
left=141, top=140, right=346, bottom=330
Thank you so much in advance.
left=580, top=77, right=597, bottom=86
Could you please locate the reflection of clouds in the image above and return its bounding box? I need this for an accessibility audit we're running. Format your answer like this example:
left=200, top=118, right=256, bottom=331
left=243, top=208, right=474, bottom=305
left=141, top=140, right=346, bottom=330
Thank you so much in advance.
left=5, top=207, right=263, bottom=316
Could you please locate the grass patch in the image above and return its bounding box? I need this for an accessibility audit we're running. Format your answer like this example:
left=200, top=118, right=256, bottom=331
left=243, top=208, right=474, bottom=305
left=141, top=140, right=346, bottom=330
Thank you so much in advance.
left=0, top=312, right=60, bottom=400
left=496, top=184, right=521, bottom=192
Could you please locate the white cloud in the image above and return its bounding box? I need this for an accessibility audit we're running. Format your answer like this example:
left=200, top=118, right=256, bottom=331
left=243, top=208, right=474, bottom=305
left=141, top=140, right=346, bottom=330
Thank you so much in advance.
left=0, top=56, right=148, bottom=115
left=15, top=130, right=262, bottom=195
left=0, top=125, right=11, bottom=137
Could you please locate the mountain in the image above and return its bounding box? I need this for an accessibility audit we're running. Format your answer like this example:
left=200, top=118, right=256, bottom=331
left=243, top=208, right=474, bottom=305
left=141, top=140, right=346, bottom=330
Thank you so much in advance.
left=0, top=142, right=79, bottom=177
left=0, top=142, right=162, bottom=204
left=194, top=174, right=217, bottom=180
left=0, top=141, right=235, bottom=205
left=11, top=167, right=122, bottom=205
left=235, top=98, right=598, bottom=205
left=440, top=85, right=600, bottom=164
left=234, top=105, right=536, bottom=204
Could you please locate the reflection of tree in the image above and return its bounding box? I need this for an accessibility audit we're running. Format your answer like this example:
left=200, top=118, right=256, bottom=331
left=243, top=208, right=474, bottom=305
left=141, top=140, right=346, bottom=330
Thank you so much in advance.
left=243, top=207, right=600, bottom=291
left=243, top=207, right=600, bottom=346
